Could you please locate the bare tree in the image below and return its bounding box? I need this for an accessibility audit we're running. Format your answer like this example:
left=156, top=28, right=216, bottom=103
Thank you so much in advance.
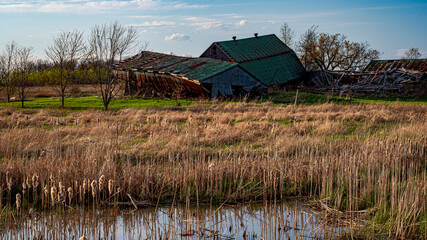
left=137, top=41, right=150, bottom=53
left=280, top=22, right=295, bottom=47
left=12, top=46, right=35, bottom=108
left=0, top=54, right=6, bottom=94
left=46, top=30, right=85, bottom=108
left=403, top=48, right=422, bottom=59
left=87, top=21, right=138, bottom=111
left=297, top=25, right=318, bottom=71
left=341, top=42, right=381, bottom=70
left=297, top=27, right=380, bottom=71
left=2, top=41, right=18, bottom=102
left=117, top=27, right=137, bottom=61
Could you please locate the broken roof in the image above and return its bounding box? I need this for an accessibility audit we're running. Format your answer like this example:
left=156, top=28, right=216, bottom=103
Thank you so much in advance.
left=364, top=59, right=427, bottom=72
left=114, top=51, right=238, bottom=82
left=203, top=34, right=306, bottom=85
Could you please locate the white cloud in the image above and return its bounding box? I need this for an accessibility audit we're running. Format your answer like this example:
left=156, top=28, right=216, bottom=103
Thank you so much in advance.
left=395, top=49, right=407, bottom=57
left=193, top=21, right=223, bottom=30
left=183, top=16, right=223, bottom=30
left=165, top=33, right=190, bottom=41
left=128, top=21, right=177, bottom=27
left=235, top=20, right=247, bottom=28
left=213, top=14, right=244, bottom=19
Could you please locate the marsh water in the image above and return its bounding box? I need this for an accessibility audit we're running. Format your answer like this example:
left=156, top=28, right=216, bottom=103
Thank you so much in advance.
left=1, top=201, right=346, bottom=239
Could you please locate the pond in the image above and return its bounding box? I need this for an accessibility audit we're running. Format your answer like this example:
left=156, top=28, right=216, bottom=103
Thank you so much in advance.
left=1, top=201, right=346, bottom=239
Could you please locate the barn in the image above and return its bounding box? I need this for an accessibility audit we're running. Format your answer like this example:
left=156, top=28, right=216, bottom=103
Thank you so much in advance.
left=113, top=51, right=266, bottom=98
left=200, top=34, right=306, bottom=87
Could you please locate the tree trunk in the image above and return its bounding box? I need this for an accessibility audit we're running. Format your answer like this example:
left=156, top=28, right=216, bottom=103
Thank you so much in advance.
left=21, top=98, right=24, bottom=108
left=6, top=86, right=11, bottom=103
left=61, top=95, right=65, bottom=108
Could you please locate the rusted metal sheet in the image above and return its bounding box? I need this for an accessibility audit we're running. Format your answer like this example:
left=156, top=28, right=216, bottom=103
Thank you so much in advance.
left=365, top=59, right=427, bottom=72
left=115, top=69, right=209, bottom=97
left=113, top=51, right=266, bottom=98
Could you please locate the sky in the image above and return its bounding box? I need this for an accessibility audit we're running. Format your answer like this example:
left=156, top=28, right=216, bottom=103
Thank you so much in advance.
left=0, top=0, right=426, bottom=60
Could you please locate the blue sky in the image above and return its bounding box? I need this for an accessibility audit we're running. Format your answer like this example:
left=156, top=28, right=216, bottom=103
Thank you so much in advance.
left=0, top=0, right=426, bottom=59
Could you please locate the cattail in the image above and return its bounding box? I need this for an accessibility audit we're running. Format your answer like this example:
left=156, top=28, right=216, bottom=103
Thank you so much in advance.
left=49, top=174, right=54, bottom=183
left=67, top=187, right=73, bottom=205
left=6, top=172, right=12, bottom=191
left=44, top=185, right=48, bottom=196
left=58, top=182, right=65, bottom=202
left=26, top=177, right=31, bottom=190
left=79, top=236, right=88, bottom=240
left=99, top=175, right=105, bottom=192
left=16, top=193, right=22, bottom=210
left=58, top=182, right=64, bottom=195
left=51, top=187, right=57, bottom=204
left=22, top=181, right=27, bottom=195
left=83, top=179, right=87, bottom=195
left=108, top=179, right=114, bottom=196
left=32, top=174, right=39, bottom=189
left=91, top=180, right=97, bottom=198
left=117, top=187, right=122, bottom=193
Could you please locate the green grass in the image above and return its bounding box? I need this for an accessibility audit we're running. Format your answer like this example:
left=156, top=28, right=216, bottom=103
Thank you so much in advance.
left=1, top=92, right=426, bottom=111
left=263, top=92, right=427, bottom=105
left=0, top=97, right=197, bottom=110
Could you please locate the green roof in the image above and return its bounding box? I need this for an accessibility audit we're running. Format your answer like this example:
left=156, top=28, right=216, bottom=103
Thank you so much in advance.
left=115, top=51, right=237, bottom=81
left=215, top=34, right=292, bottom=62
left=213, top=34, right=306, bottom=85
left=240, top=54, right=306, bottom=86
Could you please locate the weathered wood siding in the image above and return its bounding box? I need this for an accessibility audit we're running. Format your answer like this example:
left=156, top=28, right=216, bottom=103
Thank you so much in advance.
left=201, top=66, right=265, bottom=98
left=200, top=43, right=232, bottom=62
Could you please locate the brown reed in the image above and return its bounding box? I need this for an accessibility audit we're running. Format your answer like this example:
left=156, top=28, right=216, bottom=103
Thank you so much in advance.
left=0, top=102, right=426, bottom=238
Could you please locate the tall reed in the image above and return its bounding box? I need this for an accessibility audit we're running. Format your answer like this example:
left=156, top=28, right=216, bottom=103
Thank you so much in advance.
left=0, top=103, right=426, bottom=238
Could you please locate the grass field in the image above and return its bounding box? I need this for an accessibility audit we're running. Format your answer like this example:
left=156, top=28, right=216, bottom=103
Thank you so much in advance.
left=0, top=96, right=198, bottom=110
left=0, top=91, right=426, bottom=111
left=0, top=93, right=426, bottom=238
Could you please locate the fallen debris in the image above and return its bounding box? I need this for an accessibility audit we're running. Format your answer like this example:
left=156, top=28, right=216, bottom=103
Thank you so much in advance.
left=309, top=68, right=425, bottom=95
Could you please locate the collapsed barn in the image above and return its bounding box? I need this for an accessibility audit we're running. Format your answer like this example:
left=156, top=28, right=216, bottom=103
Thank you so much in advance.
left=309, top=59, right=427, bottom=96
left=114, top=34, right=306, bottom=98
left=201, top=34, right=306, bottom=88
left=114, top=51, right=266, bottom=98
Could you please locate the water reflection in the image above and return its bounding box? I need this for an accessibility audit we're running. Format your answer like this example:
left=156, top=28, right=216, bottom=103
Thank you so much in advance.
left=2, top=201, right=345, bottom=239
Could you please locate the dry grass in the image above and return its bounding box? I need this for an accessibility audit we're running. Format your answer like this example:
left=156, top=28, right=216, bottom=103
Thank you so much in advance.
left=0, top=102, right=426, bottom=238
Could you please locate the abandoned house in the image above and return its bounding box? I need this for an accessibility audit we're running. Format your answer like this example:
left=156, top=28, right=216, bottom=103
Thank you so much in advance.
left=200, top=33, right=306, bottom=88
left=114, top=33, right=305, bottom=98
left=113, top=51, right=265, bottom=98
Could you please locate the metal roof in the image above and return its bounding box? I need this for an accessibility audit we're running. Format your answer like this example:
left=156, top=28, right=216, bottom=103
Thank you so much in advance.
left=206, top=34, right=306, bottom=85
left=212, top=34, right=293, bottom=63
left=364, top=59, right=427, bottom=72
left=240, top=54, right=306, bottom=86
left=115, top=51, right=238, bottom=82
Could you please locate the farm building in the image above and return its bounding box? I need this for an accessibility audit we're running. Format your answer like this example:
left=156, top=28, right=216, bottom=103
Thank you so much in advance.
left=113, top=51, right=266, bottom=98
left=200, top=34, right=306, bottom=87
